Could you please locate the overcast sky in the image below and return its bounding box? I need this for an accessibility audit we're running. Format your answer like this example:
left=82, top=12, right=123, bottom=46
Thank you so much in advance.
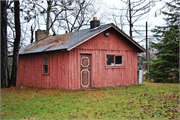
left=101, top=0, right=167, bottom=27
left=98, top=0, right=168, bottom=47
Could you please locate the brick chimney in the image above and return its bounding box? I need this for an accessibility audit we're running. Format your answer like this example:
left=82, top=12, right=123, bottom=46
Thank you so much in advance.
left=35, top=29, right=49, bottom=41
left=90, top=17, right=100, bottom=29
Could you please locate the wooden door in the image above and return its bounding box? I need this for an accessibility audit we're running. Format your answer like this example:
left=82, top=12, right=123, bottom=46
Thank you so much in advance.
left=80, top=54, right=91, bottom=88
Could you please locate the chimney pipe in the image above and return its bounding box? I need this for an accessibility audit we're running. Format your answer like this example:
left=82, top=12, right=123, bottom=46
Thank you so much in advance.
left=90, top=17, right=100, bottom=29
left=93, top=17, right=97, bottom=20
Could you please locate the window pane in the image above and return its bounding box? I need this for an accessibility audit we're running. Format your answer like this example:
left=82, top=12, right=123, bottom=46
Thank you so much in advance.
left=43, top=65, right=48, bottom=73
left=107, top=55, right=114, bottom=65
left=115, top=56, right=122, bottom=65
left=44, top=57, right=48, bottom=64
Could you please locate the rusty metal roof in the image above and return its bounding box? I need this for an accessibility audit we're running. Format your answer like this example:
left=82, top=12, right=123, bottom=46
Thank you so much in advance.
left=18, top=23, right=145, bottom=55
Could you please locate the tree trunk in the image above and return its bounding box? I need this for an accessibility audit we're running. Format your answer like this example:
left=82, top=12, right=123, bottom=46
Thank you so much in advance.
left=128, top=0, right=132, bottom=38
left=46, top=1, right=51, bottom=30
left=11, top=0, right=21, bottom=86
left=30, top=25, right=34, bottom=43
left=1, top=1, right=9, bottom=88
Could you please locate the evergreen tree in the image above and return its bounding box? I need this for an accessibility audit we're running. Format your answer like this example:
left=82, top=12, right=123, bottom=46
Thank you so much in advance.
left=147, top=1, right=179, bottom=83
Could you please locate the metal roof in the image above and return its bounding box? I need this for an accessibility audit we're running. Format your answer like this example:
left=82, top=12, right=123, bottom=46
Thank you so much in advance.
left=18, top=23, right=145, bottom=55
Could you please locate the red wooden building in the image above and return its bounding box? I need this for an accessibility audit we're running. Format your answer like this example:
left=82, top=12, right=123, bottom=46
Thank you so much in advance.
left=16, top=17, right=145, bottom=90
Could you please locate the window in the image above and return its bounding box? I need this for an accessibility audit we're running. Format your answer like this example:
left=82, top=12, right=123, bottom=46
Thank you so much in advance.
left=43, top=57, right=48, bottom=73
left=115, top=56, right=122, bottom=65
left=107, top=55, right=114, bottom=65
left=106, top=55, right=122, bottom=66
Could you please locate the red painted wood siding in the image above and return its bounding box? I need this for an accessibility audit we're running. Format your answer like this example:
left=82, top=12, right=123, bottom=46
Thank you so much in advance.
left=17, top=51, right=70, bottom=89
left=17, top=28, right=139, bottom=89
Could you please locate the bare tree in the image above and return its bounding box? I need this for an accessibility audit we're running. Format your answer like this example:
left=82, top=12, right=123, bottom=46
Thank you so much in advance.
left=110, top=6, right=126, bottom=31
left=63, top=0, right=98, bottom=33
left=6, top=0, right=29, bottom=50
left=34, top=0, right=73, bottom=35
left=6, top=0, right=15, bottom=51
left=1, top=1, right=10, bottom=88
left=33, top=0, right=98, bottom=35
left=11, top=0, right=21, bottom=86
left=19, top=0, right=39, bottom=43
left=114, top=0, right=152, bottom=38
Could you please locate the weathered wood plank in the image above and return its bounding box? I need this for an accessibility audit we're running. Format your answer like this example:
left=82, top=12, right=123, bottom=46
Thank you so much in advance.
left=32, top=54, right=36, bottom=87
left=74, top=49, right=78, bottom=89
left=58, top=51, right=62, bottom=89
left=36, top=54, right=41, bottom=87
left=65, top=51, right=69, bottom=89
left=52, top=52, right=58, bottom=88
left=48, top=53, right=52, bottom=88
left=72, top=50, right=74, bottom=90
left=69, top=51, right=72, bottom=90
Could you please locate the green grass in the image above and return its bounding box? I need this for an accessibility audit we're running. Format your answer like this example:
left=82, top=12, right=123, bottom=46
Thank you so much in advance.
left=1, top=81, right=179, bottom=119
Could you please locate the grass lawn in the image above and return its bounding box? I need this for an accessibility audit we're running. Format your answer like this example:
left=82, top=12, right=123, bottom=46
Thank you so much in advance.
left=1, top=81, right=179, bottom=119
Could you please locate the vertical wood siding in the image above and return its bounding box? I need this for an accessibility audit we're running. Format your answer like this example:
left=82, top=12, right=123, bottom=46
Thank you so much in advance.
left=17, top=28, right=140, bottom=89
left=17, top=51, right=70, bottom=89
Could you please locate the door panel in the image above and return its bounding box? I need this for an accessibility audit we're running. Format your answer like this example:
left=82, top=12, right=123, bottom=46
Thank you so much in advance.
left=80, top=54, right=91, bottom=88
